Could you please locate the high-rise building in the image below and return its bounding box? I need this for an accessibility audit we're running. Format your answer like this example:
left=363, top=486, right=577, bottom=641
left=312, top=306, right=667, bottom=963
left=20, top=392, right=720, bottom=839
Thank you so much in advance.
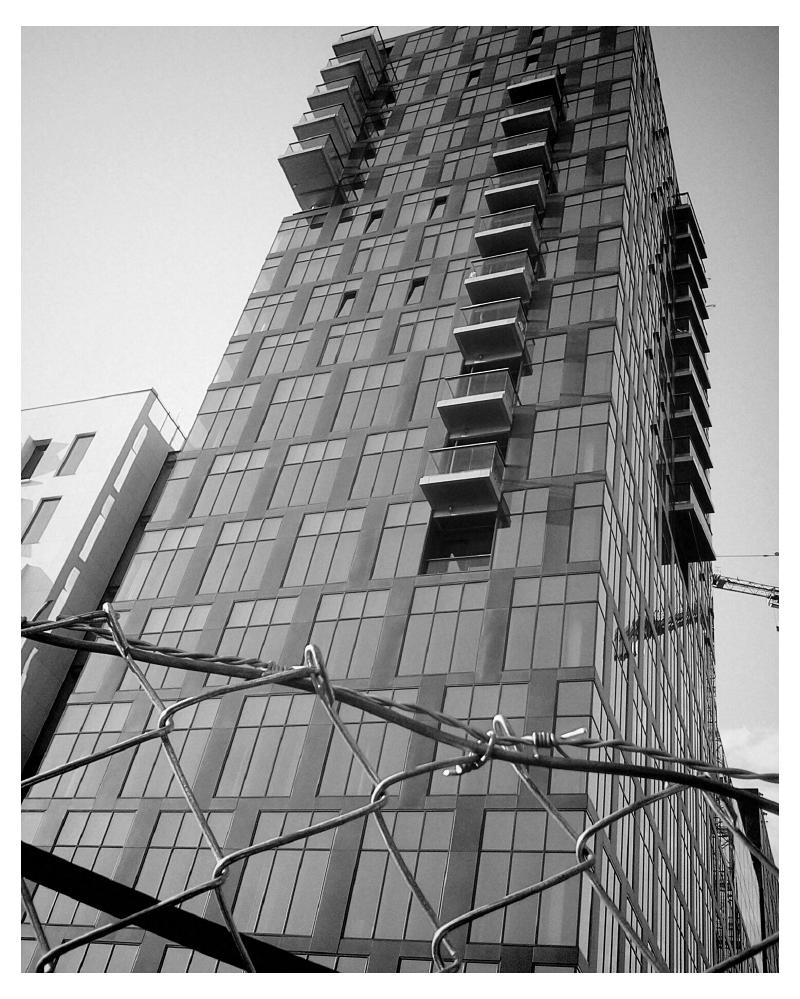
left=22, top=26, right=773, bottom=973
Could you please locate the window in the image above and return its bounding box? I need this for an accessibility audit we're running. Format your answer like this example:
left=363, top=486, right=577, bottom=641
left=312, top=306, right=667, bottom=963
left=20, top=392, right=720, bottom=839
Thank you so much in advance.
left=549, top=275, right=620, bottom=327
left=301, top=279, right=361, bottom=324
left=419, top=218, right=474, bottom=259
left=121, top=701, right=219, bottom=797
left=115, top=525, right=202, bottom=601
left=232, top=811, right=336, bottom=935
left=320, top=317, right=381, bottom=365
left=212, top=341, right=246, bottom=384
left=554, top=31, right=600, bottom=66
left=478, top=110, right=504, bottom=142
left=26, top=811, right=135, bottom=926
left=603, top=146, right=627, bottom=184
left=541, top=237, right=578, bottom=279
left=249, top=329, right=311, bottom=377
left=233, top=291, right=296, bottom=337
left=529, top=403, right=611, bottom=478
left=372, top=133, right=411, bottom=166
left=270, top=438, right=345, bottom=507
left=150, top=458, right=196, bottom=521
left=21, top=439, right=50, bottom=479
left=56, top=433, right=94, bottom=476
left=456, top=84, right=505, bottom=118
left=343, top=811, right=453, bottom=939
left=216, top=596, right=298, bottom=669
left=470, top=811, right=546, bottom=944
left=268, top=215, right=324, bottom=254
left=411, top=352, right=462, bottom=421
left=376, top=159, right=429, bottom=198
left=397, top=582, right=488, bottom=676
left=216, top=694, right=313, bottom=796
left=258, top=373, right=330, bottom=441
left=418, top=121, right=468, bottom=156
left=120, top=604, right=212, bottom=689
left=351, top=232, right=405, bottom=273
left=283, top=508, right=364, bottom=586
left=393, top=305, right=454, bottom=354
left=28, top=702, right=132, bottom=799
left=401, top=29, right=445, bottom=56
left=48, top=942, right=139, bottom=973
left=400, top=96, right=448, bottom=131
left=395, top=77, right=429, bottom=105
left=22, top=497, right=60, bottom=543
left=569, top=481, right=606, bottom=562
left=580, top=52, right=633, bottom=88
left=440, top=257, right=471, bottom=300
left=429, top=684, right=527, bottom=794
left=251, top=259, right=278, bottom=295
left=334, top=201, right=387, bottom=240
left=192, top=449, right=268, bottom=517
left=562, top=186, right=625, bottom=231
left=399, top=959, right=498, bottom=973
left=198, top=517, right=281, bottom=594
left=136, top=811, right=232, bottom=917
left=311, top=590, right=390, bottom=679
left=332, top=361, right=404, bottom=431
left=493, top=488, right=548, bottom=568
left=286, top=244, right=342, bottom=286
left=474, top=29, right=517, bottom=60
left=370, top=267, right=430, bottom=311
left=417, top=44, right=462, bottom=75
left=494, top=51, right=529, bottom=81
left=595, top=227, right=621, bottom=270
left=396, top=188, right=450, bottom=227
left=160, top=948, right=240, bottom=973
left=440, top=144, right=492, bottom=183
left=318, top=689, right=416, bottom=796
left=185, top=384, right=258, bottom=450
left=372, top=501, right=428, bottom=578
left=350, top=429, right=426, bottom=499
left=71, top=609, right=131, bottom=693
left=504, top=573, right=604, bottom=671
left=572, top=112, right=628, bottom=153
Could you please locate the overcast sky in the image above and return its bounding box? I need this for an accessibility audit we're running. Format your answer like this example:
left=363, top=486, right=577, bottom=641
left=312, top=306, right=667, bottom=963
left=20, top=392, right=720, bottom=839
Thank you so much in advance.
left=21, top=24, right=779, bottom=838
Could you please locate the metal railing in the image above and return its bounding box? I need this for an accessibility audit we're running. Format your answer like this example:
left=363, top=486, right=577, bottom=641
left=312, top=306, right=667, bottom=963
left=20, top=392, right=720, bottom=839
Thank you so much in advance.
left=444, top=368, right=518, bottom=403
left=424, top=442, right=504, bottom=479
left=467, top=250, right=533, bottom=280
left=424, top=554, right=491, bottom=575
left=476, top=206, right=541, bottom=237
left=456, top=298, right=527, bottom=331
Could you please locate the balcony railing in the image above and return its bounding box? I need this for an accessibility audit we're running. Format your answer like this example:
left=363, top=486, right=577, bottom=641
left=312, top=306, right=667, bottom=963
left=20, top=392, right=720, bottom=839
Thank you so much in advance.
left=500, top=96, right=560, bottom=137
left=321, top=53, right=380, bottom=93
left=474, top=207, right=541, bottom=257
left=437, top=369, right=518, bottom=442
left=506, top=67, right=565, bottom=108
left=424, top=554, right=492, bottom=575
left=419, top=443, right=505, bottom=515
left=673, top=191, right=707, bottom=257
left=464, top=251, right=535, bottom=305
left=492, top=130, right=552, bottom=174
left=279, top=135, right=345, bottom=209
left=673, top=438, right=713, bottom=512
left=484, top=166, right=550, bottom=213
left=332, top=27, right=387, bottom=74
left=293, top=107, right=357, bottom=160
left=308, top=78, right=368, bottom=116
left=671, top=481, right=715, bottom=562
left=453, top=299, right=528, bottom=365
left=671, top=323, right=710, bottom=385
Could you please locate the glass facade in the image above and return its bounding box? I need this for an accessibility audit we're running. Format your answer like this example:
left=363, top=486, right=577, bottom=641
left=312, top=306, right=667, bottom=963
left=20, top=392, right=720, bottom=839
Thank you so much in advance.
left=23, top=25, right=754, bottom=973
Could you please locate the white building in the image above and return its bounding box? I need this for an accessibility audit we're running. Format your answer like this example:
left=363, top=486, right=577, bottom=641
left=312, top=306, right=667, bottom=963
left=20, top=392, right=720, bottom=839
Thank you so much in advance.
left=21, top=390, right=183, bottom=764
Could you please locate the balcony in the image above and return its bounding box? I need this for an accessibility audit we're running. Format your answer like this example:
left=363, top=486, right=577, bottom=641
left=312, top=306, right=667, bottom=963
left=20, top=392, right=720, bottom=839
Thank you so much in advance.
left=321, top=53, right=379, bottom=94
left=673, top=365, right=711, bottom=426
left=437, top=369, right=518, bottom=442
left=671, top=396, right=711, bottom=468
left=474, top=207, right=541, bottom=258
left=673, top=438, right=713, bottom=514
left=308, top=78, right=367, bottom=118
left=671, top=482, right=715, bottom=562
left=672, top=250, right=708, bottom=300
left=672, top=311, right=708, bottom=354
left=673, top=281, right=708, bottom=332
left=506, top=68, right=565, bottom=109
left=464, top=251, right=535, bottom=305
left=672, top=192, right=707, bottom=259
left=671, top=323, right=710, bottom=388
left=500, top=97, right=560, bottom=137
left=419, top=443, right=505, bottom=516
left=484, top=166, right=550, bottom=214
left=492, top=130, right=552, bottom=174
left=293, top=106, right=357, bottom=160
left=332, top=26, right=386, bottom=75
left=279, top=135, right=345, bottom=210
left=424, top=554, right=492, bottom=575
left=453, top=299, right=528, bottom=366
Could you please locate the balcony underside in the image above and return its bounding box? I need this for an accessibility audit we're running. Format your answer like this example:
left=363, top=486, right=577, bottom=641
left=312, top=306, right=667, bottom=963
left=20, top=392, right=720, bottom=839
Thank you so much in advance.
left=453, top=317, right=526, bottom=366
left=437, top=392, right=514, bottom=442
left=464, top=267, right=533, bottom=305
left=419, top=469, right=503, bottom=517
left=475, top=220, right=540, bottom=257
left=484, top=170, right=548, bottom=214
left=493, top=140, right=552, bottom=174
left=670, top=489, right=715, bottom=563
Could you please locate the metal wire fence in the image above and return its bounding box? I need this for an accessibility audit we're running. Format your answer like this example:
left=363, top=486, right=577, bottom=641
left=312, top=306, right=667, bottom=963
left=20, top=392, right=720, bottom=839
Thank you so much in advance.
left=21, top=603, right=779, bottom=973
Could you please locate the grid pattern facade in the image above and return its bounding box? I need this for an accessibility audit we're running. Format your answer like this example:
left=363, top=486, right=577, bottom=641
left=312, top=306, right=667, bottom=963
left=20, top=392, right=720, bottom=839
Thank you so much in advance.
left=23, top=25, right=736, bottom=973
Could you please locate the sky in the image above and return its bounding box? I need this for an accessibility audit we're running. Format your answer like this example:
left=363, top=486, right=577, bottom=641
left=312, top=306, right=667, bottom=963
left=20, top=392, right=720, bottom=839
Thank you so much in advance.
left=21, top=25, right=779, bottom=835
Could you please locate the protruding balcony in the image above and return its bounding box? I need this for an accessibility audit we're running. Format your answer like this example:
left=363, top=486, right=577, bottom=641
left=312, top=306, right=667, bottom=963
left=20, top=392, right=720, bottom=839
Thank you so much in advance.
left=672, top=250, right=708, bottom=301
left=279, top=135, right=345, bottom=210
left=671, top=395, right=711, bottom=468
left=672, top=312, right=708, bottom=354
left=673, top=365, right=711, bottom=427
left=464, top=251, right=535, bottom=305
left=672, top=438, right=713, bottom=514
left=321, top=53, right=379, bottom=94
left=670, top=482, right=715, bottom=562
left=453, top=299, right=528, bottom=366
left=507, top=68, right=565, bottom=110
left=673, top=278, right=708, bottom=330
left=500, top=97, right=560, bottom=137
left=332, top=26, right=386, bottom=75
left=671, top=322, right=710, bottom=388
left=293, top=106, right=357, bottom=160
left=484, top=167, right=549, bottom=214
left=672, top=192, right=707, bottom=259
left=492, top=130, right=552, bottom=174
left=308, top=78, right=367, bottom=119
left=475, top=207, right=541, bottom=257
left=437, top=369, right=518, bottom=442
left=420, top=443, right=505, bottom=516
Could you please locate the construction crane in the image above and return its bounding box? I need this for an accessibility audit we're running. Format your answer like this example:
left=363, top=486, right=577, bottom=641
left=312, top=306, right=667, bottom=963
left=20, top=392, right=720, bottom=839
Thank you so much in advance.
left=711, top=574, right=779, bottom=610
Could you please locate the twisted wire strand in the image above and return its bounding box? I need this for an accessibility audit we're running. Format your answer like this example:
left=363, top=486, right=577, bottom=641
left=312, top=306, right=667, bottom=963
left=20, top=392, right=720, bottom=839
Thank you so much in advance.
left=21, top=609, right=778, bottom=974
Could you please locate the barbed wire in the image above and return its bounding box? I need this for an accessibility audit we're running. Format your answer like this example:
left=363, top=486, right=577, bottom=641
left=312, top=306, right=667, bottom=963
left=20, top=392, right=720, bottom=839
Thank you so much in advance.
left=21, top=605, right=778, bottom=974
